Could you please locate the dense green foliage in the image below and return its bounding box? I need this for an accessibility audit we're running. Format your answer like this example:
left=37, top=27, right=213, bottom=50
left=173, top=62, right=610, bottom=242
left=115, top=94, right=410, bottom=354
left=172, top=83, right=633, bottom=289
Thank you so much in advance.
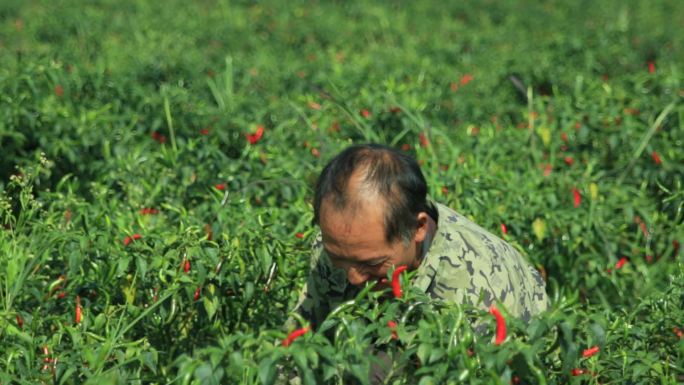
left=1, top=0, right=683, bottom=383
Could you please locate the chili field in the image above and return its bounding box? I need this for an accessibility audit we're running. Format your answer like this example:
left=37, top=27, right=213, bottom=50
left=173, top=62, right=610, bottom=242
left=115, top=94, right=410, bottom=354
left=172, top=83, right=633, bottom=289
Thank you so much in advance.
left=0, top=0, right=683, bottom=383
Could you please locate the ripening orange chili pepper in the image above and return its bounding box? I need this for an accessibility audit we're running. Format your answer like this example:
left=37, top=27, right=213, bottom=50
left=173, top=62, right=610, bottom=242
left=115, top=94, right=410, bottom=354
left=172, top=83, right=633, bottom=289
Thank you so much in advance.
left=282, top=326, right=310, bottom=347
left=582, top=345, right=599, bottom=358
left=387, top=320, right=398, bottom=340
left=205, top=223, right=213, bottom=241
left=489, top=305, right=507, bottom=345
left=391, top=265, right=409, bottom=298
left=42, top=346, right=51, bottom=371
left=16, top=314, right=23, bottom=329
left=460, top=73, right=474, bottom=86
left=419, top=132, right=429, bottom=148
left=75, top=295, right=82, bottom=324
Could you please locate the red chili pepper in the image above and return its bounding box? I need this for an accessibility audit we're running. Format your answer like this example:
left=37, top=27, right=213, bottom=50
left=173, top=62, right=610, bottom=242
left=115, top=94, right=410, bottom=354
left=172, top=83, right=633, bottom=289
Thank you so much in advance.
left=123, top=234, right=142, bottom=246
left=615, top=257, right=628, bottom=270
left=673, top=326, right=683, bottom=339
left=194, top=287, right=201, bottom=301
left=489, top=305, right=507, bottom=345
left=311, top=148, right=320, bottom=158
left=500, top=223, right=508, bottom=236
left=282, top=326, right=310, bottom=347
left=214, top=183, right=226, bottom=191
left=648, top=61, right=655, bottom=74
left=295, top=232, right=304, bottom=239
left=582, top=345, right=599, bottom=358
left=151, top=131, right=167, bottom=144
left=183, top=259, right=191, bottom=273
left=16, top=314, right=23, bottom=329
left=245, top=125, right=264, bottom=145
left=75, top=295, right=82, bottom=324
left=633, top=215, right=649, bottom=238
left=200, top=128, right=210, bottom=135
left=543, top=163, right=552, bottom=177
left=571, top=368, right=587, bottom=376
left=652, top=151, right=662, bottom=165
left=387, top=320, right=398, bottom=340
left=561, top=132, right=569, bottom=142
left=391, top=265, right=409, bottom=298
left=419, top=132, right=429, bottom=148
left=54, top=85, right=64, bottom=97
left=564, top=156, right=574, bottom=166
left=460, top=73, right=474, bottom=86
left=401, top=143, right=411, bottom=151
left=572, top=187, right=581, bottom=208
left=360, top=109, right=371, bottom=118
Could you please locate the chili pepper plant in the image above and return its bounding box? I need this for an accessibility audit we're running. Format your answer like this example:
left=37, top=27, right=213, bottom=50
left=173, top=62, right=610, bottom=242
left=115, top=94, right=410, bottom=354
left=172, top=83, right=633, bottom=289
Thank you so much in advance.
left=0, top=0, right=683, bottom=383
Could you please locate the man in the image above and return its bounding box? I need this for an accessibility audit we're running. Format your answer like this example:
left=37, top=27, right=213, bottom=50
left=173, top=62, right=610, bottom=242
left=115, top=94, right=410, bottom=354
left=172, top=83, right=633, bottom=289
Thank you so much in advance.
left=292, top=143, right=548, bottom=331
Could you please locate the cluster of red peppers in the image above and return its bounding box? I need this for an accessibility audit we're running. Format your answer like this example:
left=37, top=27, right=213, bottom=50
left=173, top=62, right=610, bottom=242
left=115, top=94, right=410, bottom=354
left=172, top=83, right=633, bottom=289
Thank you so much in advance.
left=282, top=265, right=509, bottom=348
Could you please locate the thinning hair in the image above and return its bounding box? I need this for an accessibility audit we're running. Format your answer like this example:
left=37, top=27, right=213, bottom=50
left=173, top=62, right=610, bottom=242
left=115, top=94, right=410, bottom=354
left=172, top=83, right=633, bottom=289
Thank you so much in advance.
left=313, top=143, right=437, bottom=243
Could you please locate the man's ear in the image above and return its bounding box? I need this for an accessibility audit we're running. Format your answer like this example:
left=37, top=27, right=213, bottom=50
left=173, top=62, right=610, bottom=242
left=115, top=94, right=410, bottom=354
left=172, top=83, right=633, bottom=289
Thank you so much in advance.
left=413, top=212, right=429, bottom=243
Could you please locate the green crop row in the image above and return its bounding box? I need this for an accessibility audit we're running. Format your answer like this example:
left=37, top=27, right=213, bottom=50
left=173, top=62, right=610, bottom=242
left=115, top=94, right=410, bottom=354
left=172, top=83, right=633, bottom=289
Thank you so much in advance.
left=1, top=0, right=683, bottom=383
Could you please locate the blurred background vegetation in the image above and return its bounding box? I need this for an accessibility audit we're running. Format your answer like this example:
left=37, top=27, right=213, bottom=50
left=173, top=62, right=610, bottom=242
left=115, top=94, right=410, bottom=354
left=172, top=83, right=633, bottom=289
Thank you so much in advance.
left=0, top=0, right=682, bottom=383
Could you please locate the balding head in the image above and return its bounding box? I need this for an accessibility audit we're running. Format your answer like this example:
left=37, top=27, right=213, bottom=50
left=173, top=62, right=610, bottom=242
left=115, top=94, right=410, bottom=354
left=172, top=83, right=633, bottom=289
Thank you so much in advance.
left=313, top=144, right=436, bottom=243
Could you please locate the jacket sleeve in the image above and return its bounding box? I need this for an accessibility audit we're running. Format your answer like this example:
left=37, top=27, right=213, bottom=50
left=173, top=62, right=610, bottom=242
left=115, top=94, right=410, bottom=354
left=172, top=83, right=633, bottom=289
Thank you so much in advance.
left=288, top=232, right=349, bottom=331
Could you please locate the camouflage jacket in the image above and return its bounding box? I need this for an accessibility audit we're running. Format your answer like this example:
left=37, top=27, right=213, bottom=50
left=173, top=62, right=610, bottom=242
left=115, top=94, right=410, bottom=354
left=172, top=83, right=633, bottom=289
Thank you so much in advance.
left=291, top=202, right=548, bottom=330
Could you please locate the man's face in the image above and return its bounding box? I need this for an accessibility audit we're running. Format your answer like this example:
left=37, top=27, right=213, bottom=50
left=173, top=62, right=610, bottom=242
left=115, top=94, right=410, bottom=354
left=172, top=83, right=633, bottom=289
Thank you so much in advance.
left=319, top=197, right=425, bottom=288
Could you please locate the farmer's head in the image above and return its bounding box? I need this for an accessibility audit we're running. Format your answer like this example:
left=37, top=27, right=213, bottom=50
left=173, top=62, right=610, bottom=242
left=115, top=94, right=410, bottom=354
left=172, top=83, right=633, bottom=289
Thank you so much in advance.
left=313, top=144, right=433, bottom=286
